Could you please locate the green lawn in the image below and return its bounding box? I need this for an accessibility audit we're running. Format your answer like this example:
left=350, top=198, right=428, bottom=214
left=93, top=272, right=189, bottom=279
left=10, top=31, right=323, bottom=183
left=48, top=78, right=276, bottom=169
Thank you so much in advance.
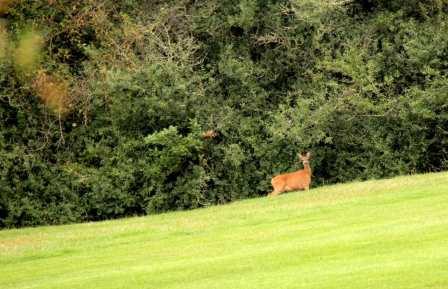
left=1, top=172, right=448, bottom=289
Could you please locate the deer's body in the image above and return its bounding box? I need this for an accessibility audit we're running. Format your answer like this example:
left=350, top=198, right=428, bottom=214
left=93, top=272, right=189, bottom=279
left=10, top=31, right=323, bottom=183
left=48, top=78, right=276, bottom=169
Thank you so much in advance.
left=269, top=152, right=312, bottom=197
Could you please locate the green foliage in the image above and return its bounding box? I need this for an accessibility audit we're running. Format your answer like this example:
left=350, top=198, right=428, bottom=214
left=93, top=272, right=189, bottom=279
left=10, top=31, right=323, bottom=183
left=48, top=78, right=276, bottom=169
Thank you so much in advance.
left=0, top=0, right=447, bottom=228
left=0, top=147, right=83, bottom=227
left=142, top=125, right=207, bottom=212
left=353, top=0, right=448, bottom=19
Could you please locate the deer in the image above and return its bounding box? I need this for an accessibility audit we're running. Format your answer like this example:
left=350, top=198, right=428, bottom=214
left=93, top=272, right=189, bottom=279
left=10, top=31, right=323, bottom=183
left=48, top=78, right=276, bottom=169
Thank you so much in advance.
left=269, top=152, right=312, bottom=197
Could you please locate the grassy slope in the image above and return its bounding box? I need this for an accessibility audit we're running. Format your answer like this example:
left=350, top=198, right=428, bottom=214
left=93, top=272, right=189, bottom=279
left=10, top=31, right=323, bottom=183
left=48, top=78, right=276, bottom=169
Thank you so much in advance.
left=1, top=172, right=448, bottom=289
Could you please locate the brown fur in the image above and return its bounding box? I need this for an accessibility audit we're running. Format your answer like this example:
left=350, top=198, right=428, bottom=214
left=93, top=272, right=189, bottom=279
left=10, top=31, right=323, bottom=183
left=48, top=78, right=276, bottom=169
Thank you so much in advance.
left=269, top=152, right=312, bottom=197
left=202, top=129, right=218, bottom=140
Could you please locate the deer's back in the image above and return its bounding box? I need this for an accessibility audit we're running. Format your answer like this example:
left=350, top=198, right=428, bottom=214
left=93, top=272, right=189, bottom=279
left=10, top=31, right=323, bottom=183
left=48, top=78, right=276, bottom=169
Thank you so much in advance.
left=272, top=169, right=311, bottom=190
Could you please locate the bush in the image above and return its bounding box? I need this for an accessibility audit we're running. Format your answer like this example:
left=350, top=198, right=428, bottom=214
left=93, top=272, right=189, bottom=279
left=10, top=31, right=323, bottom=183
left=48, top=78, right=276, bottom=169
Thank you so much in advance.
left=0, top=148, right=83, bottom=227
left=353, top=0, right=448, bottom=19
left=1, top=0, right=447, bottom=228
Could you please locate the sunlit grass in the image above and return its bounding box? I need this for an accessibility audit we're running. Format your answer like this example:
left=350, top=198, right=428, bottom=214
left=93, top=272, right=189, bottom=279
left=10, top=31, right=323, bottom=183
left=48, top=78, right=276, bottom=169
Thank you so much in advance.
left=1, top=172, right=448, bottom=289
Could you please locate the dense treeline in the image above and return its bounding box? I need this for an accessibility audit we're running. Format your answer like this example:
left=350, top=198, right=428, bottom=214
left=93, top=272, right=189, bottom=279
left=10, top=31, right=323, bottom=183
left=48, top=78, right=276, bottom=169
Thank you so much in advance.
left=0, top=0, right=447, bottom=228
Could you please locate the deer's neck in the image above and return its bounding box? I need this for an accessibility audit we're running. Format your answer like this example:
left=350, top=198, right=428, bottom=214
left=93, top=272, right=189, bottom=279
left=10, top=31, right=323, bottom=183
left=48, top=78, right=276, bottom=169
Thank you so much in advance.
left=303, top=162, right=311, bottom=175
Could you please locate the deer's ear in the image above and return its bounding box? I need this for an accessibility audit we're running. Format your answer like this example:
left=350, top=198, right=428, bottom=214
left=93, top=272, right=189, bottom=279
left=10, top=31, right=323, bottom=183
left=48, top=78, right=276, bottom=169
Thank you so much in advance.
left=306, top=152, right=311, bottom=158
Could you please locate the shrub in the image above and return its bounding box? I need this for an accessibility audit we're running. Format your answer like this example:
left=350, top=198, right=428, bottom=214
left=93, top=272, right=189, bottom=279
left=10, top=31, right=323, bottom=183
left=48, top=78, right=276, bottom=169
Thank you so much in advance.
left=353, top=0, right=448, bottom=19
left=1, top=0, right=447, bottom=228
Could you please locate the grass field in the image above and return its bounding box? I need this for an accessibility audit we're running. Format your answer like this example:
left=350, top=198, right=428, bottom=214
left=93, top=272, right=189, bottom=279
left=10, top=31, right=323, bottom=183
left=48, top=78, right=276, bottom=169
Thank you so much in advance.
left=1, top=172, right=448, bottom=289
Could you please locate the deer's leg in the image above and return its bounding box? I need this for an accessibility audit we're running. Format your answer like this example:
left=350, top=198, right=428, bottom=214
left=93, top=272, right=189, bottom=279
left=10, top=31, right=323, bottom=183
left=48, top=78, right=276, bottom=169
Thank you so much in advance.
left=269, top=190, right=281, bottom=197
left=270, top=178, right=285, bottom=197
left=270, top=185, right=286, bottom=197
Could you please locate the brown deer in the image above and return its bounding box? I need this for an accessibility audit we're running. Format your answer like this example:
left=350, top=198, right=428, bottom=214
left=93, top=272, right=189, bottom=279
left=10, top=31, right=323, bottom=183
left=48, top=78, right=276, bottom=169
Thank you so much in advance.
left=269, top=152, right=312, bottom=197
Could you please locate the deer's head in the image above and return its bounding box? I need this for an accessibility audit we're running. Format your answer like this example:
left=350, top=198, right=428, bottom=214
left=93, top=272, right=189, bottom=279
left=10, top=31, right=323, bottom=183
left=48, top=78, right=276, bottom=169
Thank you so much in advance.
left=299, top=152, right=311, bottom=165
